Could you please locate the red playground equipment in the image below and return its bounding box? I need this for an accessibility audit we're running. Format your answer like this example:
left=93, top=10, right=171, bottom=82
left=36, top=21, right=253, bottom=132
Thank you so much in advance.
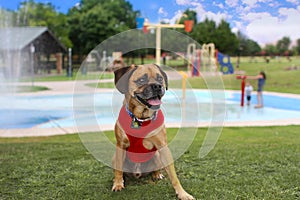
left=236, top=75, right=247, bottom=106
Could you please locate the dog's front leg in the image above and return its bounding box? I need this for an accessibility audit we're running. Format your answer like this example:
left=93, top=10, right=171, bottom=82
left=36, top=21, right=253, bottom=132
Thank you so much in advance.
left=159, top=146, right=194, bottom=200
left=112, top=146, right=126, bottom=191
left=112, top=123, right=129, bottom=191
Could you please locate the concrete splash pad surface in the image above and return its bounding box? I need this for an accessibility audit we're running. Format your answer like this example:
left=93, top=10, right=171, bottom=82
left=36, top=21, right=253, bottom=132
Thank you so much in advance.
left=1, top=84, right=300, bottom=137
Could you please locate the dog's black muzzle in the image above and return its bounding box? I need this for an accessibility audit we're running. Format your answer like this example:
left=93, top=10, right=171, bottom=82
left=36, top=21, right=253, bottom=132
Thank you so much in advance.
left=135, top=84, right=165, bottom=110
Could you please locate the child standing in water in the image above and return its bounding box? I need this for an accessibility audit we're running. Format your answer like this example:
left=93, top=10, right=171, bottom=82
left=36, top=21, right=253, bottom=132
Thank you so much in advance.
left=246, top=71, right=267, bottom=108
left=245, top=82, right=253, bottom=106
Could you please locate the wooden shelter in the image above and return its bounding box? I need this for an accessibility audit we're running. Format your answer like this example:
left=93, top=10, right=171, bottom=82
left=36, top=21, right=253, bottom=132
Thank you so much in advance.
left=0, top=27, right=66, bottom=77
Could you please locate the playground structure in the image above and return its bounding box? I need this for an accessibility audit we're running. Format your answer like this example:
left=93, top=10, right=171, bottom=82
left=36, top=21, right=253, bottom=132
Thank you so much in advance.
left=187, top=43, right=234, bottom=76
left=136, top=17, right=194, bottom=66
left=84, top=50, right=124, bottom=72
left=83, top=18, right=194, bottom=72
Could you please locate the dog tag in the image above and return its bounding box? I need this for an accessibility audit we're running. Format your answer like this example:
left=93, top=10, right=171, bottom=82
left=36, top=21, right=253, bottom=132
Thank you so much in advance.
left=131, top=119, right=140, bottom=129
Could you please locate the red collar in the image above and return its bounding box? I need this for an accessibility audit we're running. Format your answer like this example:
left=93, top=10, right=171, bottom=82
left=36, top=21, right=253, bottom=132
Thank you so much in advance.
left=118, top=105, right=164, bottom=163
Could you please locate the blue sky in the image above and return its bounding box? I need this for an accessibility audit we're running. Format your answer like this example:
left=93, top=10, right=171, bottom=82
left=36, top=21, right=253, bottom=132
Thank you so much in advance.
left=1, top=0, right=300, bottom=46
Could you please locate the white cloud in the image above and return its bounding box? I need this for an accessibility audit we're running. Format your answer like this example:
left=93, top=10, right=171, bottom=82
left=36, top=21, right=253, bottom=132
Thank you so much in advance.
left=231, top=27, right=239, bottom=34
left=176, top=0, right=191, bottom=6
left=175, top=1, right=229, bottom=25
left=232, top=20, right=244, bottom=32
left=169, top=1, right=228, bottom=25
left=158, top=7, right=164, bottom=14
left=225, top=0, right=239, bottom=7
left=202, top=11, right=228, bottom=25
left=286, top=0, right=299, bottom=5
left=235, top=5, right=251, bottom=13
left=213, top=1, right=224, bottom=9
left=278, top=7, right=298, bottom=17
left=245, top=7, right=300, bottom=45
left=268, top=2, right=281, bottom=8
left=191, top=2, right=206, bottom=17
left=241, top=0, right=258, bottom=8
left=241, top=0, right=273, bottom=8
left=163, top=10, right=184, bottom=24
left=190, top=2, right=227, bottom=24
left=158, top=7, right=168, bottom=17
left=241, top=12, right=272, bottom=22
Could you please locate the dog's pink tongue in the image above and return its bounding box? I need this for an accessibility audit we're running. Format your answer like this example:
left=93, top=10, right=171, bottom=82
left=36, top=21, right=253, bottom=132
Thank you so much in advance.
left=147, top=98, right=162, bottom=106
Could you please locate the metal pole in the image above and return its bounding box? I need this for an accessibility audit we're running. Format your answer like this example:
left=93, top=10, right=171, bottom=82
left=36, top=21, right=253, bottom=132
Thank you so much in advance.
left=143, top=22, right=185, bottom=66
left=68, top=48, right=72, bottom=77
left=236, top=75, right=246, bottom=107
left=30, top=44, right=35, bottom=86
left=155, top=26, right=161, bottom=66
left=241, top=77, right=245, bottom=106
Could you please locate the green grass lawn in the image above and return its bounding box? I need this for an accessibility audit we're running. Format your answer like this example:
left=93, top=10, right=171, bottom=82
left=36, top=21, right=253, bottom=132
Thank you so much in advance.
left=173, top=56, right=300, bottom=94
left=3, top=56, right=299, bottom=199
left=1, top=126, right=299, bottom=199
left=21, top=71, right=114, bottom=82
left=224, top=56, right=300, bottom=93
left=0, top=85, right=49, bottom=93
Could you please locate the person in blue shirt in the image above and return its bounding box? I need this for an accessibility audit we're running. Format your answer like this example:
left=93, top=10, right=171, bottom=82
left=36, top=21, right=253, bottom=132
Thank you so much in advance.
left=247, top=71, right=266, bottom=108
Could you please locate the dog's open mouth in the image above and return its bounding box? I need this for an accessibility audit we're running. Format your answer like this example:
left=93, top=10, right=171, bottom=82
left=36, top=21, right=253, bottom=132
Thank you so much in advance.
left=147, top=96, right=162, bottom=106
left=136, top=94, right=162, bottom=110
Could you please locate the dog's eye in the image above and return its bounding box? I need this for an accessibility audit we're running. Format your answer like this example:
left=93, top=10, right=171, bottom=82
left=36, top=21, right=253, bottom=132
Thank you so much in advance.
left=156, top=75, right=163, bottom=83
left=135, top=74, right=148, bottom=86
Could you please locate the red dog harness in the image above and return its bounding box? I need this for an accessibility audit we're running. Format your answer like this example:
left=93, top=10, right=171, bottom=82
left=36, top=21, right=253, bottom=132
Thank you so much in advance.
left=118, top=105, right=164, bottom=163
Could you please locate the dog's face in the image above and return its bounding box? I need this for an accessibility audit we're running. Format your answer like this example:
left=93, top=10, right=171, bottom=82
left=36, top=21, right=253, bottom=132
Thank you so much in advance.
left=114, top=64, right=168, bottom=110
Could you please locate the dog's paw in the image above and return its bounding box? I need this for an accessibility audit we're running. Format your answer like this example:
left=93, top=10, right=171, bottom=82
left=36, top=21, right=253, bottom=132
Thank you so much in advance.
left=112, top=179, right=124, bottom=192
left=177, top=191, right=195, bottom=200
left=152, top=171, right=164, bottom=180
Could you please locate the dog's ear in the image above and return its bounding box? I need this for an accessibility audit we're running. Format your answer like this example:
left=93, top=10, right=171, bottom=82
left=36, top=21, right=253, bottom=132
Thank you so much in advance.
left=114, top=65, right=137, bottom=94
left=154, top=64, right=168, bottom=90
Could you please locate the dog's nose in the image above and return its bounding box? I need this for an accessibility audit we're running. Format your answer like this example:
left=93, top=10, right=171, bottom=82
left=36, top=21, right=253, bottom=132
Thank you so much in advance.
left=143, top=84, right=163, bottom=96
left=151, top=84, right=162, bottom=92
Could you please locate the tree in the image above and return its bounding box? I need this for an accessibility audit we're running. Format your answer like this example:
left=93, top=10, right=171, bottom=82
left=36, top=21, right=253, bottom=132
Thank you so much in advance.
left=17, top=0, right=72, bottom=47
left=67, top=0, right=139, bottom=58
left=191, top=18, right=217, bottom=45
left=191, top=18, right=238, bottom=55
left=214, top=19, right=238, bottom=55
left=236, top=31, right=261, bottom=56
left=264, top=44, right=277, bottom=56
left=295, top=38, right=300, bottom=55
left=276, top=36, right=291, bottom=55
left=244, top=39, right=261, bottom=56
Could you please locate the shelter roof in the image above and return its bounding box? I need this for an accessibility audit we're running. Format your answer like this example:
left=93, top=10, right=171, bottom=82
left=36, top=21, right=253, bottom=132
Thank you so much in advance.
left=0, top=27, right=66, bottom=53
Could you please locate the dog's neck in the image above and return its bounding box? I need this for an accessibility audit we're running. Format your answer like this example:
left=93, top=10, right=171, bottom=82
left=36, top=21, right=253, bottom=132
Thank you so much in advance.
left=125, top=105, right=157, bottom=124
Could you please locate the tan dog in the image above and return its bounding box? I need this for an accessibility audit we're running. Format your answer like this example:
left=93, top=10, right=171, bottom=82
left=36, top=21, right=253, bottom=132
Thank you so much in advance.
left=112, top=64, right=194, bottom=200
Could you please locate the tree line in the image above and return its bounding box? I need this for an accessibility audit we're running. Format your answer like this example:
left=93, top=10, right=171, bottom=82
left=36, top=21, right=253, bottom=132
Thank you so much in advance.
left=1, top=0, right=300, bottom=60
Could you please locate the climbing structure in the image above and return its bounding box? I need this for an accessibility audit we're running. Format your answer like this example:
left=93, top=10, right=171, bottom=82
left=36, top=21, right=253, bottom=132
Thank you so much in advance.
left=187, top=43, right=234, bottom=76
left=217, top=52, right=234, bottom=74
